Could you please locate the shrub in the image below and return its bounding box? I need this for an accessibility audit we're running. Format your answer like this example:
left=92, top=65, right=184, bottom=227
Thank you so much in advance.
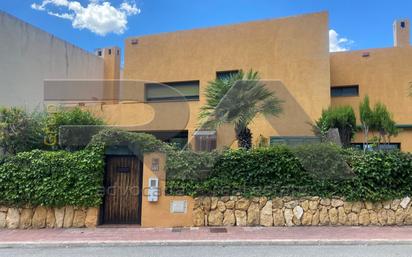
left=314, top=106, right=356, bottom=147
left=45, top=107, right=105, bottom=151
left=87, top=128, right=167, bottom=157
left=166, top=144, right=412, bottom=201
left=0, top=107, right=45, bottom=155
left=0, top=149, right=104, bottom=207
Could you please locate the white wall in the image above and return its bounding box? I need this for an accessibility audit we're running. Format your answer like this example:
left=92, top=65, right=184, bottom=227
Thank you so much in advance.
left=0, top=11, right=104, bottom=109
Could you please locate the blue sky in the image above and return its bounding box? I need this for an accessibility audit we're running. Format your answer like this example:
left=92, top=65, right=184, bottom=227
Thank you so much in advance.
left=1, top=0, right=411, bottom=56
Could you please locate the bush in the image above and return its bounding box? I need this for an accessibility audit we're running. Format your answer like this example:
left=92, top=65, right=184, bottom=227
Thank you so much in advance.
left=0, top=107, right=45, bottom=155
left=87, top=128, right=167, bottom=157
left=0, top=149, right=104, bottom=207
left=314, top=106, right=356, bottom=147
left=45, top=107, right=105, bottom=151
left=166, top=144, right=412, bottom=201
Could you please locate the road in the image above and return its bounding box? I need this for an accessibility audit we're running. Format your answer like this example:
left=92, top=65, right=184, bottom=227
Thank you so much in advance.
left=1, top=244, right=412, bottom=257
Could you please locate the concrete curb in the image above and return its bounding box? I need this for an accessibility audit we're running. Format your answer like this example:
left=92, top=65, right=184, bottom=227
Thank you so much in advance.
left=1, top=239, right=412, bottom=248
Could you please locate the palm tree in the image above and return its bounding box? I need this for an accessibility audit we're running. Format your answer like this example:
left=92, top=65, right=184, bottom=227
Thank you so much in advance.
left=199, top=70, right=282, bottom=149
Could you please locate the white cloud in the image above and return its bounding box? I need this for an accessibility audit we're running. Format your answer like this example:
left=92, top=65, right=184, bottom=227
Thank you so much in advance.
left=31, top=0, right=140, bottom=36
left=329, top=29, right=354, bottom=52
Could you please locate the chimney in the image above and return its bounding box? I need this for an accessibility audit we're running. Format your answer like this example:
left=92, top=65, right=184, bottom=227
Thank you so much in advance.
left=96, top=47, right=121, bottom=103
left=394, top=19, right=410, bottom=47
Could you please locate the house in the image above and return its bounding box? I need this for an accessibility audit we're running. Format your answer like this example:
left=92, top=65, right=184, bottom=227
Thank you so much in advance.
left=90, top=12, right=412, bottom=151
left=2, top=10, right=412, bottom=150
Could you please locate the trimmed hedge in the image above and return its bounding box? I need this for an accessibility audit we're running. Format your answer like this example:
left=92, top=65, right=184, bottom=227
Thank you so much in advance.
left=0, top=149, right=104, bottom=207
left=166, top=144, right=412, bottom=201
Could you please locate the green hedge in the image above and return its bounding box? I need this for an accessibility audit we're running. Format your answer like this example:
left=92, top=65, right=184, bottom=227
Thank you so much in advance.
left=0, top=149, right=104, bottom=207
left=166, top=144, right=412, bottom=201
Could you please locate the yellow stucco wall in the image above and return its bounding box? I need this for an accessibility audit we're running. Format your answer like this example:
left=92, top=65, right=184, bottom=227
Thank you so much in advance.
left=91, top=12, right=331, bottom=148
left=141, top=152, right=194, bottom=228
left=330, top=46, right=412, bottom=151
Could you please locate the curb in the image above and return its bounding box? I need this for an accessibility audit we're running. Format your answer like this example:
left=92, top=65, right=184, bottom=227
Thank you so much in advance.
left=1, top=239, right=412, bottom=248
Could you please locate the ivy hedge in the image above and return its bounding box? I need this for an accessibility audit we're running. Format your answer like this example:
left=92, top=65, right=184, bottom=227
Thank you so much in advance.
left=166, top=144, right=412, bottom=201
left=0, top=149, right=104, bottom=207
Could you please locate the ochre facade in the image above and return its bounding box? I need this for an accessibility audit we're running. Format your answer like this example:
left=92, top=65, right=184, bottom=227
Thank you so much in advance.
left=331, top=46, right=412, bottom=151
left=91, top=12, right=331, bottom=148
left=93, top=11, right=412, bottom=151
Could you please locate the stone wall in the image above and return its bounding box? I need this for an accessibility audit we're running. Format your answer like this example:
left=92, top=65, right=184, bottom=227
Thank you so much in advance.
left=0, top=206, right=99, bottom=229
left=193, top=196, right=412, bottom=226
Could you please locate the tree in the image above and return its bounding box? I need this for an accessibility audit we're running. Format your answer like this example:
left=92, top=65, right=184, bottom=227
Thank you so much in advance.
left=359, top=95, right=373, bottom=151
left=199, top=70, right=282, bottom=149
left=0, top=107, right=45, bottom=155
left=370, top=102, right=398, bottom=146
left=314, top=106, right=356, bottom=147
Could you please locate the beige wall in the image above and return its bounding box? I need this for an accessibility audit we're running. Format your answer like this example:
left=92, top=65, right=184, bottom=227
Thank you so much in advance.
left=330, top=46, right=412, bottom=151
left=0, top=11, right=104, bottom=109
left=93, top=12, right=331, bottom=147
left=141, top=152, right=194, bottom=227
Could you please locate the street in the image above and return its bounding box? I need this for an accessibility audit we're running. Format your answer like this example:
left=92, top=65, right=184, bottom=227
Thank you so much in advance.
left=1, top=244, right=412, bottom=257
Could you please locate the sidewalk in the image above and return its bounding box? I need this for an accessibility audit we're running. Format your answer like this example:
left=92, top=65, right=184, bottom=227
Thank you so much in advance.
left=1, top=226, right=412, bottom=248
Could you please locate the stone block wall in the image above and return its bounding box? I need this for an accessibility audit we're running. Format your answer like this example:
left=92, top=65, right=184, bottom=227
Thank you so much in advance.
left=193, top=196, right=412, bottom=226
left=0, top=206, right=99, bottom=229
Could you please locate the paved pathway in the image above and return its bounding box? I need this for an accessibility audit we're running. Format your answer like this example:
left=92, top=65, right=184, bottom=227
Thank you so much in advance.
left=1, top=226, right=412, bottom=247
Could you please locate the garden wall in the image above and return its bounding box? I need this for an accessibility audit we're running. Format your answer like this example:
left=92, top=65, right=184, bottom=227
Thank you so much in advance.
left=0, top=206, right=99, bottom=229
left=193, top=196, right=412, bottom=226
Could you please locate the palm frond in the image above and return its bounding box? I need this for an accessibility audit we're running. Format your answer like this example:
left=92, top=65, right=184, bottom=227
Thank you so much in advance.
left=198, top=69, right=283, bottom=131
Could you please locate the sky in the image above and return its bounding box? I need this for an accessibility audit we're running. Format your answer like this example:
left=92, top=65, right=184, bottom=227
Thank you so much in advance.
left=1, top=0, right=411, bottom=58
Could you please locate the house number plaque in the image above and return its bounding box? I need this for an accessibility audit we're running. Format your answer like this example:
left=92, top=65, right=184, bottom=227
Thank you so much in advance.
left=151, top=158, right=160, bottom=172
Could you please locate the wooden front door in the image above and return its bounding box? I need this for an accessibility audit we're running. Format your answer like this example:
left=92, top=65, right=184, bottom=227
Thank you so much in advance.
left=102, top=156, right=143, bottom=224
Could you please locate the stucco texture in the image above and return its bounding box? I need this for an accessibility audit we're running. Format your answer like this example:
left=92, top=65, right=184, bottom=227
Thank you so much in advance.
left=92, top=12, right=331, bottom=147
left=331, top=46, right=412, bottom=151
left=0, top=11, right=104, bottom=109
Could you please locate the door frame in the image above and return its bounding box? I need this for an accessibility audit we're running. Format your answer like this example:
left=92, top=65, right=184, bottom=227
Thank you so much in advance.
left=100, top=154, right=144, bottom=225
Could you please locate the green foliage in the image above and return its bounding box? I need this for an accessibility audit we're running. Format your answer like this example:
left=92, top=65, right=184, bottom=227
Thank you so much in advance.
left=0, top=149, right=104, bottom=207
left=87, top=128, right=168, bottom=156
left=370, top=102, right=398, bottom=144
left=45, top=107, right=105, bottom=150
left=314, top=106, right=356, bottom=147
left=359, top=95, right=373, bottom=149
left=166, top=145, right=412, bottom=201
left=0, top=107, right=45, bottom=155
left=292, top=143, right=353, bottom=180
left=199, top=70, right=282, bottom=149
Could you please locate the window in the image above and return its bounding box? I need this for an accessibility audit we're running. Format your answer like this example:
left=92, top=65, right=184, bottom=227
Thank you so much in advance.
left=270, top=136, right=320, bottom=146
left=108, top=49, right=112, bottom=55
left=351, top=143, right=400, bottom=151
left=216, top=70, right=239, bottom=80
left=145, top=81, right=200, bottom=101
left=117, top=49, right=120, bottom=55
left=97, top=50, right=102, bottom=56
left=331, top=85, right=359, bottom=97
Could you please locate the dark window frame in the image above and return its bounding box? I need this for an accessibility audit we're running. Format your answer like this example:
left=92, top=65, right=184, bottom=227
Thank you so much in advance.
left=145, top=81, right=200, bottom=102
left=216, top=70, right=240, bottom=80
left=351, top=142, right=401, bottom=151
left=270, top=136, right=321, bottom=146
left=331, top=85, right=359, bottom=97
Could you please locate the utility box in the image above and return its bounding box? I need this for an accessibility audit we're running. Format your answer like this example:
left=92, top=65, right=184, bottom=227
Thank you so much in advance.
left=148, top=177, right=159, bottom=202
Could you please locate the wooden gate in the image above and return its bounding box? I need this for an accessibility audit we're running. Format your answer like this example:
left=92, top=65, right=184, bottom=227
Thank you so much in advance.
left=102, top=155, right=143, bottom=224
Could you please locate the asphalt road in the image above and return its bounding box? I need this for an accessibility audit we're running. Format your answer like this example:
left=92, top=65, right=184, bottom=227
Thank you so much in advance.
left=1, top=244, right=412, bottom=257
